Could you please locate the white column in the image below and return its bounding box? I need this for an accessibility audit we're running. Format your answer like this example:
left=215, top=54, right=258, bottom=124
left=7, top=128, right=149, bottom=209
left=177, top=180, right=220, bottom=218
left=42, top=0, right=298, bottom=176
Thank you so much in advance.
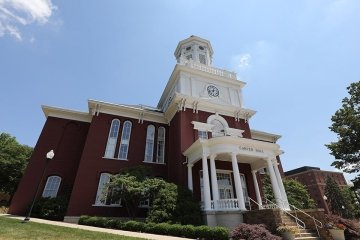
left=266, top=157, right=283, bottom=208
left=272, top=159, right=290, bottom=210
left=202, top=154, right=212, bottom=211
left=187, top=163, right=193, bottom=191
left=231, top=153, right=246, bottom=210
left=209, top=154, right=219, bottom=209
left=251, top=170, right=263, bottom=209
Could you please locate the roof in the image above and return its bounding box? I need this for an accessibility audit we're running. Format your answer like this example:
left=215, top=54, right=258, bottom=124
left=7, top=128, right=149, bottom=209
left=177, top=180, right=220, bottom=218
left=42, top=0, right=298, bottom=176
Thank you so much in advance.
left=284, top=166, right=321, bottom=176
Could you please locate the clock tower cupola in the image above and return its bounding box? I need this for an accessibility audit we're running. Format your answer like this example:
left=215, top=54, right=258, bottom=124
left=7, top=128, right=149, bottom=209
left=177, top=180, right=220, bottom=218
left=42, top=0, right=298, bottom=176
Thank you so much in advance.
left=174, top=35, right=213, bottom=66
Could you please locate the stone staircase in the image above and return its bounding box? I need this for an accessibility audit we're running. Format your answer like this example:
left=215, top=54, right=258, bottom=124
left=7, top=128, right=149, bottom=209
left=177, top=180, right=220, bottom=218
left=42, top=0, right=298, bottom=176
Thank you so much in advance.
left=280, top=212, right=322, bottom=240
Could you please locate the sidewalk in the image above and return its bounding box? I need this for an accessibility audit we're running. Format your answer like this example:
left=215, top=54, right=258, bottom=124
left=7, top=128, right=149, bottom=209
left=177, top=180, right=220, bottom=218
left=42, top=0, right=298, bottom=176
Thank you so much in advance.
left=0, top=214, right=193, bottom=240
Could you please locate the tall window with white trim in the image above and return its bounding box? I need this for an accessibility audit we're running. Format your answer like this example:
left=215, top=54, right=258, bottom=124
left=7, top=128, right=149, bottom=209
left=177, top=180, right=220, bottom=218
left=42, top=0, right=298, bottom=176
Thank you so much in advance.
left=144, top=125, right=155, bottom=162
left=198, top=130, right=208, bottom=139
left=118, top=121, right=132, bottom=160
left=217, top=172, right=233, bottom=199
left=156, top=127, right=165, bottom=163
left=95, top=173, right=121, bottom=206
left=104, top=119, right=120, bottom=158
left=42, top=176, right=61, bottom=198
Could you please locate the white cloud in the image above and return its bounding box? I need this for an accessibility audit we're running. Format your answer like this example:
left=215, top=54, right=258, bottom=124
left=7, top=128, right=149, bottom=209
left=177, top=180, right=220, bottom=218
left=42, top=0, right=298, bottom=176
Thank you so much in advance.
left=231, top=53, right=251, bottom=71
left=0, top=0, right=56, bottom=41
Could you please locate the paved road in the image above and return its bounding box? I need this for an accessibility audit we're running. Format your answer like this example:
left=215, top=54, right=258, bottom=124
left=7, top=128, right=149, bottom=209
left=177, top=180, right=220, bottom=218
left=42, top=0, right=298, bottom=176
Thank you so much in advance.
left=0, top=214, right=193, bottom=240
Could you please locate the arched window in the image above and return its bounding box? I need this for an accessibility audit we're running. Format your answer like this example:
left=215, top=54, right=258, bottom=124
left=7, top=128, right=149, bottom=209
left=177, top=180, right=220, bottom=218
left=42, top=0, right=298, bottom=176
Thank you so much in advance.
left=156, top=127, right=165, bottom=163
left=144, top=125, right=155, bottom=162
left=95, top=173, right=120, bottom=206
left=207, top=115, right=228, bottom=138
left=42, top=176, right=61, bottom=198
left=118, top=121, right=132, bottom=160
left=104, top=119, right=120, bottom=158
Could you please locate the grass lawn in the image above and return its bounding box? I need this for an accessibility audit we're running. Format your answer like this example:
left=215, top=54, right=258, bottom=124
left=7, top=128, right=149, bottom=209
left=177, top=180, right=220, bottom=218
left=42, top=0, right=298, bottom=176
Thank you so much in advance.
left=0, top=216, right=145, bottom=240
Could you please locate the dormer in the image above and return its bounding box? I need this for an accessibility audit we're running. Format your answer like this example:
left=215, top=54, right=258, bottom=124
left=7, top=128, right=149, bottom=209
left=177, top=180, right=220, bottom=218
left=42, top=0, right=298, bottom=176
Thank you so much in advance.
left=174, top=35, right=213, bottom=66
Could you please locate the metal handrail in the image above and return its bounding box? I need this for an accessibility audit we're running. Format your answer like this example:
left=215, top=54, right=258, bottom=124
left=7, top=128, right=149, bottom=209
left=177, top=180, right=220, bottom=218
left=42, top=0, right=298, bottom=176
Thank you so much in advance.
left=263, top=197, right=306, bottom=231
left=278, top=199, right=323, bottom=237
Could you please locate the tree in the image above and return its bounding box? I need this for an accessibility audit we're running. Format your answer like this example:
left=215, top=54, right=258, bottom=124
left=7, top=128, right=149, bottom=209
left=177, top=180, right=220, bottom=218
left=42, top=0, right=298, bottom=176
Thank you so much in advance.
left=107, top=166, right=151, bottom=218
left=283, top=179, right=316, bottom=209
left=107, top=166, right=202, bottom=225
left=0, top=133, right=33, bottom=202
left=325, top=177, right=353, bottom=218
left=263, top=175, right=316, bottom=209
left=326, top=82, right=360, bottom=186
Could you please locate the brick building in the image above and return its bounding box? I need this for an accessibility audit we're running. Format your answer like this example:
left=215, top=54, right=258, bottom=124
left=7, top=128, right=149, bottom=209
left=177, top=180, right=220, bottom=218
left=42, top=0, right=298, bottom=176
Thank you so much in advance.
left=285, top=166, right=347, bottom=213
left=9, top=36, right=290, bottom=227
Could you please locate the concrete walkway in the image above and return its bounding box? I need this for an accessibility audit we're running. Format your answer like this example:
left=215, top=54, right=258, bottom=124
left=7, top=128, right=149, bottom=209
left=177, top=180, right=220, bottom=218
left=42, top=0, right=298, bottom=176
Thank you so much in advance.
left=0, top=214, right=193, bottom=240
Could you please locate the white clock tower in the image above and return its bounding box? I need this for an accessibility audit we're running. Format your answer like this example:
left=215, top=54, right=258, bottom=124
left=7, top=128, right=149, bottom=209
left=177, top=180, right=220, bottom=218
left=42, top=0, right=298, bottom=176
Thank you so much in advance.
left=158, top=35, right=255, bottom=123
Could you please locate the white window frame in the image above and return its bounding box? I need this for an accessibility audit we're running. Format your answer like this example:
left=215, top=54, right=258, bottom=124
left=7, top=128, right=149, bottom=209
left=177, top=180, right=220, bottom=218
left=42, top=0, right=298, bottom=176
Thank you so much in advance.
left=118, top=121, right=132, bottom=160
left=94, top=173, right=121, bottom=207
left=217, top=171, right=234, bottom=200
left=156, top=127, right=165, bottom=164
left=199, top=53, right=206, bottom=64
left=144, top=125, right=155, bottom=162
left=207, top=115, right=229, bottom=138
left=104, top=119, right=120, bottom=158
left=198, top=130, right=208, bottom=139
left=199, top=170, right=248, bottom=203
left=42, top=176, right=61, bottom=198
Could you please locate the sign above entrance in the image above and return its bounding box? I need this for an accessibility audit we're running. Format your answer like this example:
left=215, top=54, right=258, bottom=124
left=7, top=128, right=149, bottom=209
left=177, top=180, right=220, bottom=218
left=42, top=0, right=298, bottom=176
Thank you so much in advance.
left=239, top=146, right=264, bottom=153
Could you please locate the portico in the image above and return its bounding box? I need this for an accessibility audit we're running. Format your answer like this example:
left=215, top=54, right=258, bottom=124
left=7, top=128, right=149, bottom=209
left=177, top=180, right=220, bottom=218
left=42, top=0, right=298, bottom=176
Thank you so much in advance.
left=183, top=135, right=290, bottom=217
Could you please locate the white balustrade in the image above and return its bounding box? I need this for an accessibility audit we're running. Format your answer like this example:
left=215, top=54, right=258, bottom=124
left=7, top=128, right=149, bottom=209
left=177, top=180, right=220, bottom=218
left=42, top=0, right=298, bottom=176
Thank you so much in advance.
left=216, top=199, right=240, bottom=210
left=182, top=60, right=237, bottom=80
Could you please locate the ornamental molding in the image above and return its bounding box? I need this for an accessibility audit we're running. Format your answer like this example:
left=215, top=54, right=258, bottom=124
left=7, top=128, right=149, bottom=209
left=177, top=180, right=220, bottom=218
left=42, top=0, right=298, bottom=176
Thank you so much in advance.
left=163, top=93, right=256, bottom=122
left=88, top=100, right=168, bottom=124
left=42, top=105, right=92, bottom=123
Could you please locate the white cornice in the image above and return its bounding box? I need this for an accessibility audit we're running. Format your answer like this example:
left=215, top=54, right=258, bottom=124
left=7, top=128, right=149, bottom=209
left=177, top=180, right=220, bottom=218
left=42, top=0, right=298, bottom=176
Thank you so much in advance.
left=88, top=99, right=168, bottom=124
left=250, top=129, right=282, bottom=143
left=163, top=93, right=256, bottom=122
left=183, top=136, right=283, bottom=164
left=42, top=105, right=92, bottom=123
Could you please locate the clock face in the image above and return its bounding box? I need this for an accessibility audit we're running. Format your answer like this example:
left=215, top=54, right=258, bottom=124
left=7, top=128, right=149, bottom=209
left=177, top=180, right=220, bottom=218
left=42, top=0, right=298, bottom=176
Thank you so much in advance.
left=207, top=85, right=219, bottom=97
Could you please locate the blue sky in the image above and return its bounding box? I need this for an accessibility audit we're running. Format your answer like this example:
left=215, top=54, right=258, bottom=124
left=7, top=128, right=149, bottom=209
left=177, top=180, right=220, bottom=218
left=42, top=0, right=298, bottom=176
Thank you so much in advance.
left=1, top=0, right=359, bottom=181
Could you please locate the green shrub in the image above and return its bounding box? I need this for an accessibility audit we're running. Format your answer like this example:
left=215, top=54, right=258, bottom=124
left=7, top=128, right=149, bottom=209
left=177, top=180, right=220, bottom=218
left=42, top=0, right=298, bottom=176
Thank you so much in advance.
left=123, top=220, right=145, bottom=232
left=179, top=224, right=195, bottom=238
left=212, top=226, right=230, bottom=240
left=79, top=215, right=228, bottom=239
left=31, top=196, right=68, bottom=221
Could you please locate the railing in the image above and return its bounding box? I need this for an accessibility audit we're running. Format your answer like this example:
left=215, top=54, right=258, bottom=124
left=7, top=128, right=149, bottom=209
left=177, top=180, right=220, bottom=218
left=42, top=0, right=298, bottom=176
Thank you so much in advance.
left=181, top=59, right=237, bottom=80
left=205, top=199, right=241, bottom=210
left=263, top=198, right=306, bottom=231
left=278, top=199, right=323, bottom=237
left=216, top=199, right=240, bottom=210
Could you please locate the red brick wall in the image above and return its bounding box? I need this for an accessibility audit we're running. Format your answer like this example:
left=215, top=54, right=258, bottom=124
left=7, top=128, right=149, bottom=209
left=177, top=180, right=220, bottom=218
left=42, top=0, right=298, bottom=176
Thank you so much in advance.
left=65, top=113, right=169, bottom=217
left=9, top=117, right=90, bottom=215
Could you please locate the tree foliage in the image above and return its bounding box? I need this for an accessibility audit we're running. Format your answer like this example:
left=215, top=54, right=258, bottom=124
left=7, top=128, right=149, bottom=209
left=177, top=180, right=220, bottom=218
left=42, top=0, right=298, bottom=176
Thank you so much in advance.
left=325, top=177, right=353, bottom=218
left=284, top=179, right=316, bottom=209
left=326, top=82, right=360, bottom=185
left=0, top=133, right=33, bottom=199
left=263, top=175, right=316, bottom=209
left=107, top=166, right=202, bottom=225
